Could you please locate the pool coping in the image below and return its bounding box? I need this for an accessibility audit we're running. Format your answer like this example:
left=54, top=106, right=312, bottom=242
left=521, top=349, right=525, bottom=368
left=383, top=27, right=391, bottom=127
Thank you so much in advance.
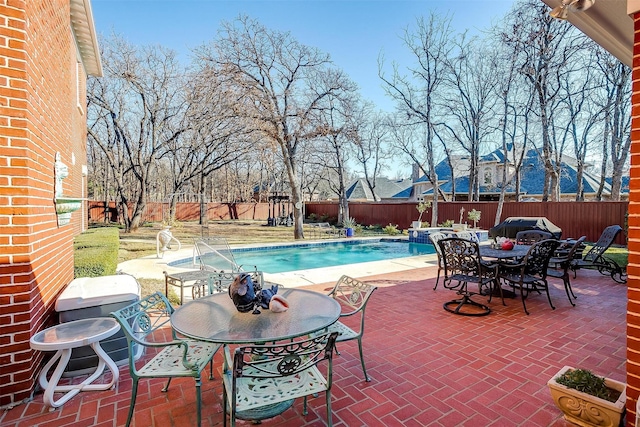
left=117, top=236, right=439, bottom=289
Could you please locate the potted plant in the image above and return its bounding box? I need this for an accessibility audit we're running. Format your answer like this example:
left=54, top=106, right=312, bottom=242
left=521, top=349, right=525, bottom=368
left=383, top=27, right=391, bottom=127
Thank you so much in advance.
left=547, top=366, right=626, bottom=427
left=342, top=217, right=356, bottom=237
left=413, top=201, right=431, bottom=229
left=467, top=209, right=481, bottom=229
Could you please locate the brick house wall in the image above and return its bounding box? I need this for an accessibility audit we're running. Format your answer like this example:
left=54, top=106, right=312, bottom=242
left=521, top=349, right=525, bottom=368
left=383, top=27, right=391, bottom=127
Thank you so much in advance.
left=627, top=9, right=640, bottom=426
left=0, top=0, right=100, bottom=407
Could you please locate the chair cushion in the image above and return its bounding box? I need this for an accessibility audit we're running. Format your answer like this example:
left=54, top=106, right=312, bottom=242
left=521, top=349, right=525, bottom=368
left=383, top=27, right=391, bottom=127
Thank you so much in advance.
left=138, top=340, right=218, bottom=377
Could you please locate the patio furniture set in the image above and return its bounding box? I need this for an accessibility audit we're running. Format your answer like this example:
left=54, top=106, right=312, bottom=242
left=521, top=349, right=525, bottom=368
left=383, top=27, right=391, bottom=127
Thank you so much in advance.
left=30, top=272, right=378, bottom=427
left=429, top=224, right=625, bottom=317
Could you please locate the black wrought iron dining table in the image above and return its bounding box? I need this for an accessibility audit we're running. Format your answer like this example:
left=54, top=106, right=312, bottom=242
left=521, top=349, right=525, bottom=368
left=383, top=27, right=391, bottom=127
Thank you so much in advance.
left=479, top=244, right=531, bottom=260
left=171, top=287, right=341, bottom=344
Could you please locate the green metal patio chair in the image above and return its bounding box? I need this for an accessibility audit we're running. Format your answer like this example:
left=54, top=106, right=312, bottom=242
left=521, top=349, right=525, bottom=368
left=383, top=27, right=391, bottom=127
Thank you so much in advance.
left=323, top=275, right=377, bottom=382
left=110, top=292, right=220, bottom=427
left=222, top=332, right=339, bottom=427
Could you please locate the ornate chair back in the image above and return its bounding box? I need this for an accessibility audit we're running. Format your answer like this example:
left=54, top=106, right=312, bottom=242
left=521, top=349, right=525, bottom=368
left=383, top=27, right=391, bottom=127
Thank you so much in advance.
left=111, top=292, right=219, bottom=427
left=522, top=239, right=561, bottom=279
left=515, top=230, right=553, bottom=245
left=429, top=232, right=448, bottom=290
left=438, top=237, right=484, bottom=280
left=223, top=332, right=339, bottom=426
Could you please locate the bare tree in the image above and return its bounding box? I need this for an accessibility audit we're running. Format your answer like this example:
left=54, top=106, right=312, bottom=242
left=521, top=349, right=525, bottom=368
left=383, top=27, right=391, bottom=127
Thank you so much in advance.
left=440, top=36, right=499, bottom=201
left=87, top=36, right=188, bottom=232
left=352, top=104, right=390, bottom=201
left=503, top=0, right=586, bottom=201
left=595, top=51, right=631, bottom=201
left=199, top=16, right=354, bottom=238
left=313, top=93, right=359, bottom=223
left=379, top=12, right=455, bottom=225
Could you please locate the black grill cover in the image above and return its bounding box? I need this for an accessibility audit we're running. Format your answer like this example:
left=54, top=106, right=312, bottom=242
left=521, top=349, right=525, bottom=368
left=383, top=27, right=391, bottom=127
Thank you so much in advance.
left=489, top=217, right=562, bottom=239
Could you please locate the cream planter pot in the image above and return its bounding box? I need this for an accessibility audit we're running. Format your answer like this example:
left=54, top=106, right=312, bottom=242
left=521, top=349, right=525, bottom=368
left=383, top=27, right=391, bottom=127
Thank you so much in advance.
left=547, top=366, right=626, bottom=427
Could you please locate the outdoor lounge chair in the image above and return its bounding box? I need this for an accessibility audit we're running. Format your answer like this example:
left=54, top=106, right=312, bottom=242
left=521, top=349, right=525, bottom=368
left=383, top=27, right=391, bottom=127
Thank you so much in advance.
left=570, top=225, right=626, bottom=283
left=110, top=292, right=219, bottom=427
left=309, top=222, right=341, bottom=239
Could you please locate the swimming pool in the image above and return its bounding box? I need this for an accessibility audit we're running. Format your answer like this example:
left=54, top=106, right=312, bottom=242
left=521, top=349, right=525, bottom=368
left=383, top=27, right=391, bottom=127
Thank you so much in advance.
left=171, top=239, right=435, bottom=273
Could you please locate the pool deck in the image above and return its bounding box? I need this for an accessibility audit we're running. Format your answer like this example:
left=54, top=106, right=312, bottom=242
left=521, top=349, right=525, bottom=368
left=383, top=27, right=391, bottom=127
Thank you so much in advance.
left=3, top=263, right=627, bottom=427
left=118, top=237, right=439, bottom=289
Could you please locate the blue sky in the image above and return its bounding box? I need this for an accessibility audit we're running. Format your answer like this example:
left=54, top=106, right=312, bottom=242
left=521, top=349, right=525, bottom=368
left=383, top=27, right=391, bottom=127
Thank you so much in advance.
left=91, top=0, right=515, bottom=113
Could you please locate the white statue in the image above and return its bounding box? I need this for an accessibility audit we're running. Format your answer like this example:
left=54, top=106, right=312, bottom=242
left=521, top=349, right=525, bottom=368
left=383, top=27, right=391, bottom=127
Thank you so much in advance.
left=156, top=226, right=181, bottom=258
left=54, top=152, right=68, bottom=199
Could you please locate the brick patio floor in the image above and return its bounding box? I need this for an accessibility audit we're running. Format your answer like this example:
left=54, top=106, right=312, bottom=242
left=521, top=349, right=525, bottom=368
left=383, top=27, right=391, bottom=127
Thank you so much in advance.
left=0, top=265, right=627, bottom=427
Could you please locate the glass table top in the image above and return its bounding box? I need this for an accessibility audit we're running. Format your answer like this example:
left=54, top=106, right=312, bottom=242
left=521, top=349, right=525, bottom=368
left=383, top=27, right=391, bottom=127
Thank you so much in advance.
left=171, top=288, right=341, bottom=344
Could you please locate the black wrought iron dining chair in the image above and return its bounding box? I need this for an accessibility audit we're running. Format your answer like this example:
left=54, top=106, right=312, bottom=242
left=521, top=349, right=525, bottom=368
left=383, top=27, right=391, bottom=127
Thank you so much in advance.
left=570, top=225, right=626, bottom=283
left=322, top=275, right=377, bottom=382
left=498, top=239, right=561, bottom=315
left=547, top=236, right=586, bottom=307
left=438, top=237, right=502, bottom=316
left=110, top=292, right=220, bottom=427
left=515, top=230, right=553, bottom=245
left=222, top=332, right=339, bottom=427
left=428, top=231, right=448, bottom=290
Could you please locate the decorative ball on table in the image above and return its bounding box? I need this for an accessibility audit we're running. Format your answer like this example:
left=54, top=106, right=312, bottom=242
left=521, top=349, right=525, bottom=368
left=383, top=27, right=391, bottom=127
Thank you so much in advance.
left=501, top=240, right=514, bottom=251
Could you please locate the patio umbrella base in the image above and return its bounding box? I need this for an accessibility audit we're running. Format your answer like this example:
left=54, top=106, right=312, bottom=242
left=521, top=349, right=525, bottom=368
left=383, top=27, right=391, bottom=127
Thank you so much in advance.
left=443, top=296, right=491, bottom=316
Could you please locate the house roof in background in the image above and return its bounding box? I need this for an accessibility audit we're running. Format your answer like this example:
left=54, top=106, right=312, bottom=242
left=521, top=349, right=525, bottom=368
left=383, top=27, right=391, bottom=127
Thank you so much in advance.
left=346, top=177, right=413, bottom=200
left=428, top=147, right=623, bottom=197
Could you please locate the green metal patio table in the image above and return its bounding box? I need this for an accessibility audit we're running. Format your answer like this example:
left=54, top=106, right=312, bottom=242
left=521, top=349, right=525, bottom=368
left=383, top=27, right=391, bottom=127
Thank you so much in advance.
left=171, top=287, right=341, bottom=344
left=171, top=287, right=341, bottom=421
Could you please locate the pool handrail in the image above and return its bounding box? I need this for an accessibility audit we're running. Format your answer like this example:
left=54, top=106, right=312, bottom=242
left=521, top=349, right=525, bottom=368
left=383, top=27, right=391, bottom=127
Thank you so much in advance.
left=193, top=237, right=242, bottom=272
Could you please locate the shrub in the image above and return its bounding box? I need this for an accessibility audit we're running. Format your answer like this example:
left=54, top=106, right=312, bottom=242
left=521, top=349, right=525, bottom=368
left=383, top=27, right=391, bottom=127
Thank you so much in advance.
left=555, top=368, right=621, bottom=403
left=342, top=217, right=356, bottom=228
left=74, top=227, right=119, bottom=278
left=382, top=223, right=400, bottom=235
left=308, top=213, right=318, bottom=221
left=439, top=219, right=454, bottom=227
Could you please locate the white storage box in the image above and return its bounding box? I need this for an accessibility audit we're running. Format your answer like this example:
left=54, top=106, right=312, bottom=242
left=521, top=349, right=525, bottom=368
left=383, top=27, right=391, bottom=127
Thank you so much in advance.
left=55, top=274, right=142, bottom=376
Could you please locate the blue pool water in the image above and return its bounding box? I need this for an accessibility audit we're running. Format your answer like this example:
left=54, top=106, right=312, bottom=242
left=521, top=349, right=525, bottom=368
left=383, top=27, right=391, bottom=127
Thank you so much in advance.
left=172, top=239, right=435, bottom=274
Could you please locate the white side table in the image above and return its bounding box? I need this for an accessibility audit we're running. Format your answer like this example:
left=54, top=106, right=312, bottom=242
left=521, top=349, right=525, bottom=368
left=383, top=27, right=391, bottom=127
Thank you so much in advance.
left=30, top=317, right=121, bottom=408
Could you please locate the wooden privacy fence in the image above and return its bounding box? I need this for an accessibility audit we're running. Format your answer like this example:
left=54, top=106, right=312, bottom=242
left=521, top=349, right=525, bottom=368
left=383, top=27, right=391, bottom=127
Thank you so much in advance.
left=304, top=201, right=628, bottom=245
left=88, top=201, right=272, bottom=223
left=88, top=200, right=628, bottom=245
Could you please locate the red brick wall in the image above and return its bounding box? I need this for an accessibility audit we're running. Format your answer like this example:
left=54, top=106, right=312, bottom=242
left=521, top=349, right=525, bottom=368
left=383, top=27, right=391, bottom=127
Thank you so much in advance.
left=0, top=0, right=88, bottom=406
left=627, top=12, right=640, bottom=426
